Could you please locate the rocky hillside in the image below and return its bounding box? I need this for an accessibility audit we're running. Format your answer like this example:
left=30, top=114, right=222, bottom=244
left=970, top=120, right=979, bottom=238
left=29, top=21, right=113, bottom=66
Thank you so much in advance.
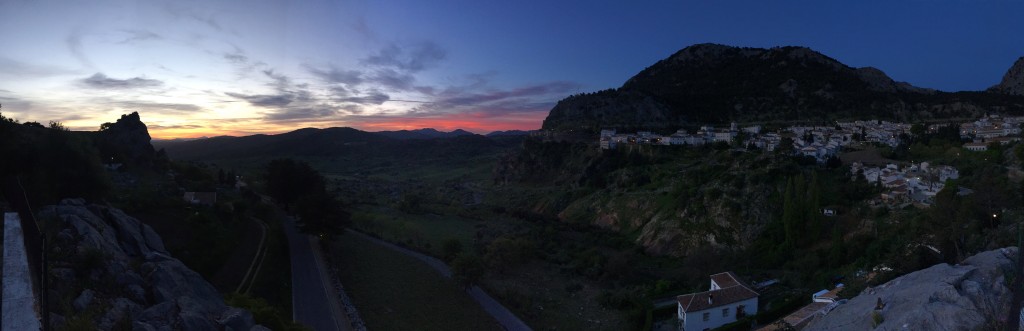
left=991, top=56, right=1024, bottom=96
left=542, top=43, right=1024, bottom=132
left=807, top=247, right=1016, bottom=330
left=39, top=199, right=266, bottom=331
left=493, top=140, right=793, bottom=256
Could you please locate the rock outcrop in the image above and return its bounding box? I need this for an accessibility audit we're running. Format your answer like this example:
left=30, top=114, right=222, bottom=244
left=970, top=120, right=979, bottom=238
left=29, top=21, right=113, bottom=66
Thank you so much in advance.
left=991, top=56, right=1024, bottom=96
left=40, top=198, right=264, bottom=331
left=97, top=111, right=158, bottom=166
left=806, top=247, right=1017, bottom=331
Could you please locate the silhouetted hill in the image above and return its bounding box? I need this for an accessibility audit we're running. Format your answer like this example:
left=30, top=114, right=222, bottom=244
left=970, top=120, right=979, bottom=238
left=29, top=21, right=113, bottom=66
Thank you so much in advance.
left=486, top=130, right=534, bottom=137
left=542, top=43, right=1024, bottom=132
left=373, top=128, right=476, bottom=140
left=155, top=127, right=390, bottom=160
left=156, top=126, right=519, bottom=163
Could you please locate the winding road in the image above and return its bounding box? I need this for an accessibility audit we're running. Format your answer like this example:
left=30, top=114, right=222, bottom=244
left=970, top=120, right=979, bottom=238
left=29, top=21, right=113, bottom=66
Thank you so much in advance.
left=347, top=230, right=532, bottom=331
left=282, top=215, right=353, bottom=331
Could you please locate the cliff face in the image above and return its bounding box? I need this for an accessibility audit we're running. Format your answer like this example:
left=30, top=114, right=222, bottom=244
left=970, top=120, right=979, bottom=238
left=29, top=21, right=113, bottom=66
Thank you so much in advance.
left=991, top=57, right=1024, bottom=96
left=806, top=247, right=1017, bottom=330
left=40, top=199, right=264, bottom=331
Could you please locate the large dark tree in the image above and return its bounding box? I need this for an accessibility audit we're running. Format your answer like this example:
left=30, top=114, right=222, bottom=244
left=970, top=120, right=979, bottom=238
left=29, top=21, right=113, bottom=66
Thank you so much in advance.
left=264, top=158, right=349, bottom=235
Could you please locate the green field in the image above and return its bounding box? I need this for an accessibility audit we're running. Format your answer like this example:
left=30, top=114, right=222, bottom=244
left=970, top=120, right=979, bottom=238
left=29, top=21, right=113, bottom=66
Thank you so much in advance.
left=350, top=207, right=478, bottom=257
left=328, top=231, right=502, bottom=331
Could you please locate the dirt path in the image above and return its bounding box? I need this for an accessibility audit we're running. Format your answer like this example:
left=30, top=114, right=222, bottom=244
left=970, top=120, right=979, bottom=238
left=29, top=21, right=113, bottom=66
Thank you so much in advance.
left=348, top=230, right=532, bottom=331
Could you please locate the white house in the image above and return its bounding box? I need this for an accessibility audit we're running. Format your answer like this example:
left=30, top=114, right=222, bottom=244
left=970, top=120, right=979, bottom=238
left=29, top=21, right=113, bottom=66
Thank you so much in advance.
left=677, top=272, right=758, bottom=331
left=964, top=142, right=988, bottom=152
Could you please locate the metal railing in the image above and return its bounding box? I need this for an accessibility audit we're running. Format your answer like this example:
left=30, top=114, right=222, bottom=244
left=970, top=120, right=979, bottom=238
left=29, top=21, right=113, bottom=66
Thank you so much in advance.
left=2, top=176, right=48, bottom=331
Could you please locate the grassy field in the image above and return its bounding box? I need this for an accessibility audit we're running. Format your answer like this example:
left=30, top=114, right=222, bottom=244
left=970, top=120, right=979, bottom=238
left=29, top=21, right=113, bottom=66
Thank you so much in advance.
left=350, top=207, right=478, bottom=257
left=328, top=231, right=502, bottom=331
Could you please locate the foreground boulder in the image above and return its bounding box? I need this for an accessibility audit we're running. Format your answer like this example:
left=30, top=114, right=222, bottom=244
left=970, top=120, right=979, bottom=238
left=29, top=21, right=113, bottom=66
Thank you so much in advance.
left=806, top=247, right=1016, bottom=330
left=40, top=198, right=264, bottom=331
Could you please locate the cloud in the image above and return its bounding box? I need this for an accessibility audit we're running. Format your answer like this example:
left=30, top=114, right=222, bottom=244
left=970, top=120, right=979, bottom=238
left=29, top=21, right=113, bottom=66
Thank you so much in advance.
left=79, top=73, right=163, bottom=89
left=0, top=57, right=77, bottom=77
left=224, top=52, right=248, bottom=64
left=112, top=101, right=201, bottom=113
left=164, top=4, right=223, bottom=32
left=117, top=29, right=162, bottom=44
left=66, top=30, right=94, bottom=68
left=335, top=91, right=390, bottom=105
left=148, top=124, right=204, bottom=130
left=264, top=105, right=339, bottom=121
left=306, top=65, right=364, bottom=86
left=262, top=69, right=290, bottom=89
left=363, top=42, right=446, bottom=73
left=368, top=68, right=416, bottom=91
left=225, top=92, right=294, bottom=107
left=425, top=81, right=579, bottom=111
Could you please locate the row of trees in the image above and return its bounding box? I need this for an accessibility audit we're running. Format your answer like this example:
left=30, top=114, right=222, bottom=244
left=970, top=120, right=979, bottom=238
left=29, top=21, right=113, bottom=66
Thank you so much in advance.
left=264, top=158, right=349, bottom=236
left=781, top=173, right=823, bottom=251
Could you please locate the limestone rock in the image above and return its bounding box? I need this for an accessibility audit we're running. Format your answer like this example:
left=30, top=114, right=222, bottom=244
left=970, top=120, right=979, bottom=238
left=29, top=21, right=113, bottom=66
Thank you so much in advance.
left=806, top=247, right=1016, bottom=330
left=990, top=57, right=1024, bottom=96
left=40, top=199, right=261, bottom=331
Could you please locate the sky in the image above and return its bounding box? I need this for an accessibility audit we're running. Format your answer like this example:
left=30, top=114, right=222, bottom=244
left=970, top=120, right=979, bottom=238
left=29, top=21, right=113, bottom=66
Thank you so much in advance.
left=1, top=0, right=1023, bottom=139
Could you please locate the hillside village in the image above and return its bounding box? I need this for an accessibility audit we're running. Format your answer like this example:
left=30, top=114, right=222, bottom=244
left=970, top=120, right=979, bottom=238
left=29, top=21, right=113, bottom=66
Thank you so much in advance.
left=599, top=115, right=1024, bottom=208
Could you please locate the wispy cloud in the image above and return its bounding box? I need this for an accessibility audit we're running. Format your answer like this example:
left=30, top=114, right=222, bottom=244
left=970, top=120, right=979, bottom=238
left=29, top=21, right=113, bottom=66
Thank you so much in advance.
left=0, top=57, right=77, bottom=77
left=368, top=68, right=416, bottom=91
left=264, top=105, right=340, bottom=121
left=335, top=91, right=390, bottom=105
left=306, top=65, right=364, bottom=86
left=362, top=42, right=446, bottom=73
left=117, top=29, right=162, bottom=44
left=66, top=30, right=94, bottom=68
left=111, top=101, right=201, bottom=113
left=79, top=73, right=163, bottom=89
left=420, top=81, right=578, bottom=113
left=225, top=92, right=293, bottom=107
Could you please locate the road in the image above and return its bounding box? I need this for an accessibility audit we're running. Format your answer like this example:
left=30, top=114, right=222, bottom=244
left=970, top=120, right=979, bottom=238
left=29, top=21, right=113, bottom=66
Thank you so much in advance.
left=282, top=215, right=353, bottom=331
left=348, top=231, right=532, bottom=331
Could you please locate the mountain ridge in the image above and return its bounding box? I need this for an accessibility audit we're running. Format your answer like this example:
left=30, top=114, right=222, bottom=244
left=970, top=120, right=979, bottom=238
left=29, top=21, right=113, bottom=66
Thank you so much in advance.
left=542, top=43, right=1024, bottom=132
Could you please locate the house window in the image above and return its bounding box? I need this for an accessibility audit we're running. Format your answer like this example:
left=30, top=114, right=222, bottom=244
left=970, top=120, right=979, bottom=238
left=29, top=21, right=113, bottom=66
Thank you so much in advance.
left=702, top=312, right=710, bottom=321
left=722, top=308, right=729, bottom=317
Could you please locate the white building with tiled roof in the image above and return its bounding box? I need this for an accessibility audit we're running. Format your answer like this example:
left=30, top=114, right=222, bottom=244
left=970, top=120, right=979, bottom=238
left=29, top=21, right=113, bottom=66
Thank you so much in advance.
left=677, top=272, right=759, bottom=331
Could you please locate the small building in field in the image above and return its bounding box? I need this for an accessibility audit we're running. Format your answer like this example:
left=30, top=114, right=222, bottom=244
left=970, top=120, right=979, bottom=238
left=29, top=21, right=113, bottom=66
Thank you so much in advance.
left=677, top=272, right=759, bottom=331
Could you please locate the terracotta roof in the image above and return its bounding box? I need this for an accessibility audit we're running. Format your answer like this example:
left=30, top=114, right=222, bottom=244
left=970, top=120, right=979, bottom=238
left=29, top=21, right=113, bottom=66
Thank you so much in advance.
left=710, top=271, right=742, bottom=288
left=782, top=302, right=829, bottom=328
left=677, top=283, right=758, bottom=313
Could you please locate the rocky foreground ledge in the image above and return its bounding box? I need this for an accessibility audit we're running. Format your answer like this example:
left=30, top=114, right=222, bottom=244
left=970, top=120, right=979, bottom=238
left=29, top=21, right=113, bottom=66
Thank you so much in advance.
left=40, top=199, right=266, bottom=331
left=807, top=247, right=1016, bottom=330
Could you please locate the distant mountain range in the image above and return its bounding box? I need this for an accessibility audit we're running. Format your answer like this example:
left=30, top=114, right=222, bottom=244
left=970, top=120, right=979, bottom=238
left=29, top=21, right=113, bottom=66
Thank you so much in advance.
left=373, top=128, right=475, bottom=140
left=153, top=126, right=525, bottom=162
left=542, top=43, right=1024, bottom=132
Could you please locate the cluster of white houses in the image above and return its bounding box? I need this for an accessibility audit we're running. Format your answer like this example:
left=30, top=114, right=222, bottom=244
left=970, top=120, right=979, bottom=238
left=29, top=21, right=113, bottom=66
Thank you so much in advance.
left=851, top=161, right=959, bottom=207
left=599, top=120, right=910, bottom=163
left=600, top=115, right=1024, bottom=159
left=955, top=115, right=1024, bottom=151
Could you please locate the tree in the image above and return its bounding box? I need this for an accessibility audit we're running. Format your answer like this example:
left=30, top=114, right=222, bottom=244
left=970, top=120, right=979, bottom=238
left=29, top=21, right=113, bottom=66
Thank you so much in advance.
left=265, top=158, right=324, bottom=208
left=828, top=227, right=845, bottom=268
left=441, top=238, right=463, bottom=262
left=264, top=158, right=350, bottom=235
left=451, top=253, right=485, bottom=288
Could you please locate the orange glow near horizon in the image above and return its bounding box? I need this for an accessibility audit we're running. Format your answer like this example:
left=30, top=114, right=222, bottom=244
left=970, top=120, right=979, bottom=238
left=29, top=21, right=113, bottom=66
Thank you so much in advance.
left=142, top=111, right=548, bottom=139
